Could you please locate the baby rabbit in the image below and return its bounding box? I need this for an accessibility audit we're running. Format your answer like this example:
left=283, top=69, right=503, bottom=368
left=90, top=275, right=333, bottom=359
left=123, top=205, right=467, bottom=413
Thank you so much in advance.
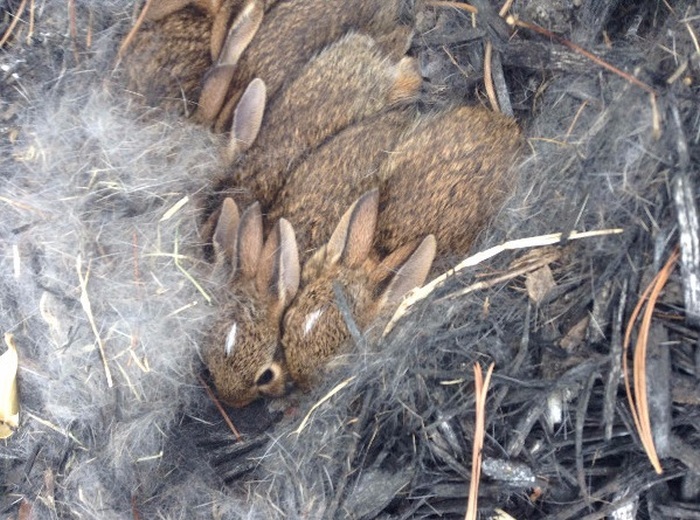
left=281, top=190, right=436, bottom=391
left=268, top=107, right=418, bottom=261
left=204, top=89, right=520, bottom=400
left=122, top=0, right=416, bottom=126
left=275, top=104, right=522, bottom=281
left=203, top=196, right=300, bottom=407
left=278, top=107, right=521, bottom=390
left=204, top=32, right=422, bottom=222
left=210, top=0, right=418, bottom=131
left=122, top=0, right=263, bottom=117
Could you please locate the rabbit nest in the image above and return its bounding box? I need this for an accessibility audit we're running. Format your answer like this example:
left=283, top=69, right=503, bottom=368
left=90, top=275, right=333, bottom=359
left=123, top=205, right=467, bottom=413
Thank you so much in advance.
left=1, top=1, right=699, bottom=519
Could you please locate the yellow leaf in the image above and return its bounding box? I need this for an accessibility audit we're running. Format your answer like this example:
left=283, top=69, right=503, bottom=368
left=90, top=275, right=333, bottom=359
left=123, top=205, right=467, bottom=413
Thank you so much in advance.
left=0, top=333, right=20, bottom=439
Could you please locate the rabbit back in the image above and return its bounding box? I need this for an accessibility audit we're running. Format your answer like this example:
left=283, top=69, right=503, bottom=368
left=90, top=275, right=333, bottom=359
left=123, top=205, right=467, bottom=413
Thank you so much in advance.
left=213, top=0, right=417, bottom=130
left=270, top=107, right=419, bottom=261
left=375, top=105, right=522, bottom=258
left=206, top=33, right=422, bottom=218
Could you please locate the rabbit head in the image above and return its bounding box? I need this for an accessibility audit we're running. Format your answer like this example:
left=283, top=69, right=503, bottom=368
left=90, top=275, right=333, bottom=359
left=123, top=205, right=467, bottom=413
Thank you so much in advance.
left=204, top=197, right=300, bottom=407
left=121, top=0, right=263, bottom=118
left=281, top=190, right=436, bottom=391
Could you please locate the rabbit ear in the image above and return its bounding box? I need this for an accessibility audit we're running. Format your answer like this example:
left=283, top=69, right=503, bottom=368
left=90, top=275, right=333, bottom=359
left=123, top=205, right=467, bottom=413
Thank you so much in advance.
left=197, top=1, right=263, bottom=126
left=197, top=64, right=237, bottom=125
left=256, top=219, right=300, bottom=310
left=388, top=57, right=422, bottom=105
left=326, top=189, right=379, bottom=269
left=213, top=197, right=241, bottom=270
left=141, top=0, right=191, bottom=21
left=236, top=202, right=263, bottom=280
left=228, top=78, right=266, bottom=158
left=209, top=0, right=230, bottom=61
left=375, top=235, right=436, bottom=309
left=276, top=219, right=301, bottom=306
left=216, top=0, right=263, bottom=66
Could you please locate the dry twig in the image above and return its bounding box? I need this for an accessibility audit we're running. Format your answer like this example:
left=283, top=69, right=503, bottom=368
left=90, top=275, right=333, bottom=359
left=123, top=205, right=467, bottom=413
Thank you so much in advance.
left=384, top=229, right=623, bottom=336
left=294, top=377, right=356, bottom=435
left=76, top=255, right=114, bottom=387
left=465, top=362, right=495, bottom=520
left=0, top=0, right=29, bottom=48
left=506, top=16, right=657, bottom=97
left=199, top=374, right=242, bottom=441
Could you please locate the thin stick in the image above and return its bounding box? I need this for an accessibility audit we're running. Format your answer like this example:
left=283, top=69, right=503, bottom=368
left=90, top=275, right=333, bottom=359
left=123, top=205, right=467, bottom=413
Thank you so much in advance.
left=26, top=0, right=35, bottom=44
left=0, top=0, right=28, bottom=48
left=198, top=374, right=242, bottom=441
left=384, top=228, right=623, bottom=336
left=68, top=0, right=79, bottom=64
left=26, top=412, right=85, bottom=446
left=293, top=377, right=356, bottom=435
left=686, top=22, right=700, bottom=54
left=76, top=255, right=114, bottom=387
left=172, top=233, right=212, bottom=304
left=507, top=16, right=657, bottom=96
left=428, top=1, right=478, bottom=14
left=565, top=100, right=589, bottom=138
left=465, top=362, right=495, bottom=520
left=116, top=0, right=154, bottom=65
left=483, top=41, right=500, bottom=113
left=498, top=0, right=515, bottom=18
left=623, top=247, right=679, bottom=474
left=438, top=248, right=560, bottom=302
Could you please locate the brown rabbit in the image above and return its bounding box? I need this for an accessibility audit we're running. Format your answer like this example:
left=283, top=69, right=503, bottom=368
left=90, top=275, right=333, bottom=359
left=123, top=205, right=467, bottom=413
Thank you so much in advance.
left=203, top=196, right=300, bottom=407
left=204, top=32, right=422, bottom=222
left=274, top=104, right=521, bottom=282
left=205, top=96, right=520, bottom=400
left=281, top=190, right=436, bottom=391
left=268, top=107, right=418, bottom=263
left=276, top=106, right=521, bottom=391
left=122, top=0, right=416, bottom=125
left=210, top=0, right=419, bottom=131
left=121, top=0, right=263, bottom=116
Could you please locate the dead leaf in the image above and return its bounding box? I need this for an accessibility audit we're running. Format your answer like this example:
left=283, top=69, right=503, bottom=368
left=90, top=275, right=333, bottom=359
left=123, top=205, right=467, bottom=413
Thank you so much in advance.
left=0, top=333, right=20, bottom=438
left=525, top=265, right=556, bottom=304
left=560, top=316, right=590, bottom=351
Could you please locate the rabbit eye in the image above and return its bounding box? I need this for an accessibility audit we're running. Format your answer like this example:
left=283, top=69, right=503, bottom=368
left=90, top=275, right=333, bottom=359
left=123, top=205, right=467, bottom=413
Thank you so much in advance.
left=224, top=323, right=238, bottom=356
left=256, top=368, right=274, bottom=386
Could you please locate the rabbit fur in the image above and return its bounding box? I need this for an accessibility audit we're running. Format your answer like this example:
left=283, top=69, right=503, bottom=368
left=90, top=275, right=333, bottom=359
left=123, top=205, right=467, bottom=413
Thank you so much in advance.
left=204, top=198, right=300, bottom=407
left=137, top=0, right=521, bottom=404
left=121, top=0, right=416, bottom=127
left=277, top=101, right=521, bottom=388
left=202, top=31, right=422, bottom=229
left=207, top=95, right=521, bottom=400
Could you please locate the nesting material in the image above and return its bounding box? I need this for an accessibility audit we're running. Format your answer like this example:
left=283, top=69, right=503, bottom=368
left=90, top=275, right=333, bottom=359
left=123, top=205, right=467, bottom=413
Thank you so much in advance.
left=1, top=1, right=698, bottom=519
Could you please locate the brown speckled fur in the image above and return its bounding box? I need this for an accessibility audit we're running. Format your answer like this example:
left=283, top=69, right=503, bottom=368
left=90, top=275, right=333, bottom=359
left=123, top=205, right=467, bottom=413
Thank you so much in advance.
left=207, top=32, right=421, bottom=215
left=203, top=201, right=299, bottom=407
left=123, top=6, right=214, bottom=114
left=375, top=105, right=522, bottom=256
left=213, top=0, right=416, bottom=130
left=282, top=259, right=378, bottom=391
left=270, top=108, right=418, bottom=262
left=204, top=282, right=285, bottom=407
left=279, top=107, right=521, bottom=390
